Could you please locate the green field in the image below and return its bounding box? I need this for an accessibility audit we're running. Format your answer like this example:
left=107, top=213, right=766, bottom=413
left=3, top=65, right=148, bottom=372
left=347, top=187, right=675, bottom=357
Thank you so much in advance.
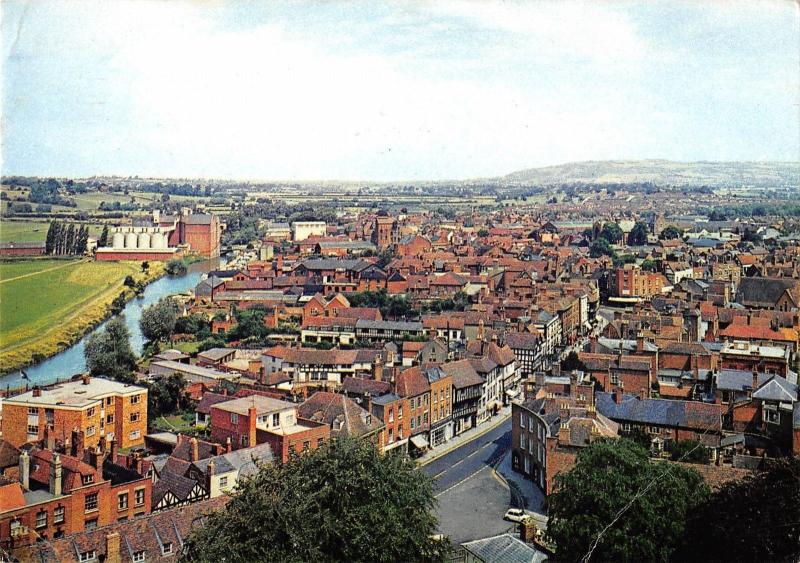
left=0, top=258, right=140, bottom=349
left=0, top=220, right=105, bottom=243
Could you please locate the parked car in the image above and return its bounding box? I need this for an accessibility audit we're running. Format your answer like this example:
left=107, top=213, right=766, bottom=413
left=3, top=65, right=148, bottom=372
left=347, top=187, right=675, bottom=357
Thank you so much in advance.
left=503, top=508, right=533, bottom=523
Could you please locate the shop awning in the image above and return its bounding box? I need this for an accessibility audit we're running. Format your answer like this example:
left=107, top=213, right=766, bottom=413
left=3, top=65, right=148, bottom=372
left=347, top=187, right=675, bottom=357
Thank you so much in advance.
left=410, top=435, right=429, bottom=449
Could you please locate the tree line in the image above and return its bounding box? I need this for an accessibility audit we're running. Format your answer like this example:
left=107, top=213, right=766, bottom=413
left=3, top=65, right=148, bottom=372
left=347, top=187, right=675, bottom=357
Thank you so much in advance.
left=45, top=220, right=89, bottom=255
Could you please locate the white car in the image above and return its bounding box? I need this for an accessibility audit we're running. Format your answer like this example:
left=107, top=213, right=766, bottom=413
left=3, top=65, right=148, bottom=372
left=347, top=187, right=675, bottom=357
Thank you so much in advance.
left=503, top=508, right=533, bottom=523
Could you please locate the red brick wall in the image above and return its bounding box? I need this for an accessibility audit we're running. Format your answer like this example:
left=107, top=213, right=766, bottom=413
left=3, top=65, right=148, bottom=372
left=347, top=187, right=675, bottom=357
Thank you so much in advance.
left=257, top=422, right=330, bottom=463
left=96, top=251, right=177, bottom=261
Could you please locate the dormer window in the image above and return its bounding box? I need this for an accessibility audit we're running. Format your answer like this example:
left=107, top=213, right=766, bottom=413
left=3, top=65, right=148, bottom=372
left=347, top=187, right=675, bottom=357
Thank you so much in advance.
left=365, top=415, right=371, bottom=426
left=83, top=474, right=94, bottom=485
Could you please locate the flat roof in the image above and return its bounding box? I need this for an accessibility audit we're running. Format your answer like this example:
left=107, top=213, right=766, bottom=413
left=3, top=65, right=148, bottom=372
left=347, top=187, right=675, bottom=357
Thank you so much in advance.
left=5, top=378, right=145, bottom=409
left=211, top=395, right=295, bottom=416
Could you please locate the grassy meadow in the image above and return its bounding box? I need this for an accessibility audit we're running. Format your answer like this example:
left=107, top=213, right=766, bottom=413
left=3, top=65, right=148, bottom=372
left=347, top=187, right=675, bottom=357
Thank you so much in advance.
left=0, top=219, right=105, bottom=243
left=0, top=258, right=165, bottom=372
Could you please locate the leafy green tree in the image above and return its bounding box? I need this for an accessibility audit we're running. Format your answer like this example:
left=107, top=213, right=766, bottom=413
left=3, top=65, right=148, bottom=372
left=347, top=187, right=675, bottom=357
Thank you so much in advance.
left=560, top=351, right=587, bottom=372
left=166, top=258, right=188, bottom=276
left=683, top=458, right=800, bottom=562
left=668, top=440, right=709, bottom=464
left=45, top=221, right=57, bottom=254
left=477, top=228, right=490, bottom=237
left=600, top=222, right=623, bottom=244
left=547, top=439, right=708, bottom=562
left=641, top=258, right=657, bottom=271
left=98, top=224, right=109, bottom=247
left=140, top=298, right=179, bottom=343
left=182, top=437, right=446, bottom=562
left=659, top=225, right=683, bottom=240
left=147, top=374, right=189, bottom=420
left=628, top=221, right=649, bottom=245
left=589, top=237, right=616, bottom=259
left=84, top=317, right=137, bottom=383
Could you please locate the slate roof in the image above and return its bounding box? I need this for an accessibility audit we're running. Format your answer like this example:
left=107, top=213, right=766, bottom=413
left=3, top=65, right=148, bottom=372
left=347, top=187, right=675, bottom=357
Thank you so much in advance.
left=597, top=337, right=658, bottom=353
left=195, top=392, right=232, bottom=415
left=736, top=277, right=798, bottom=308
left=595, top=392, right=721, bottom=431
left=0, top=439, right=20, bottom=470
left=297, top=258, right=370, bottom=271
left=152, top=471, right=200, bottom=506
left=506, top=332, right=540, bottom=350
left=752, top=375, right=799, bottom=402
left=462, top=533, right=548, bottom=563
left=716, top=369, right=770, bottom=392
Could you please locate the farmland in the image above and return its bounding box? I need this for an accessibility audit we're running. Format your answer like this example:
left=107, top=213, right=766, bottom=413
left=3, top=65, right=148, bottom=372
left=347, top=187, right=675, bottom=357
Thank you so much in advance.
left=0, top=219, right=105, bottom=243
left=0, top=258, right=165, bottom=372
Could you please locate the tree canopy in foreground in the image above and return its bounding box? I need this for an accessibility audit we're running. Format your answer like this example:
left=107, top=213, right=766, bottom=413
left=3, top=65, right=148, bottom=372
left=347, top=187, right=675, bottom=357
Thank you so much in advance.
left=546, top=439, right=708, bottom=562
left=182, top=437, right=445, bottom=562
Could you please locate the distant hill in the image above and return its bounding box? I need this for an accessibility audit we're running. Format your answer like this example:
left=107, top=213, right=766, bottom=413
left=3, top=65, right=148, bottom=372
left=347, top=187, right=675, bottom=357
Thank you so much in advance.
left=499, top=160, right=800, bottom=187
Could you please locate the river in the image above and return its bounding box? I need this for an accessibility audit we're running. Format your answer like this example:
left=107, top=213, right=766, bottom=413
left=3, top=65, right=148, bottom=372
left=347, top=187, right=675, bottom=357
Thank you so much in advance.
left=0, top=258, right=222, bottom=390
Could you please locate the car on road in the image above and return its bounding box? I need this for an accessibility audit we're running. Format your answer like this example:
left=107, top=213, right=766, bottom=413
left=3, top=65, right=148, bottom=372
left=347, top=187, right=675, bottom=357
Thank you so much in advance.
left=503, top=508, right=534, bottom=523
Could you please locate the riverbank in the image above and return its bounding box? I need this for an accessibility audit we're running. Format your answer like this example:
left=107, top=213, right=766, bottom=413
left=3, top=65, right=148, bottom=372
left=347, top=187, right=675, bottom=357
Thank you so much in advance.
left=0, top=260, right=166, bottom=374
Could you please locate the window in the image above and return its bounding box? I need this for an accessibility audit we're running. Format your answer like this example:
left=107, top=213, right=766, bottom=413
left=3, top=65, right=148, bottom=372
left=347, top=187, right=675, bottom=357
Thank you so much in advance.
left=131, top=394, right=141, bottom=404
left=28, top=407, right=38, bottom=415
left=423, top=412, right=428, bottom=424
left=78, top=550, right=97, bottom=562
left=85, top=519, right=97, bottom=531
left=388, top=409, right=394, bottom=423
left=162, top=543, right=174, bottom=556
left=317, top=437, right=325, bottom=447
left=231, top=413, right=238, bottom=424
left=106, top=414, right=114, bottom=424
left=27, top=424, right=39, bottom=436
left=764, top=409, right=779, bottom=424
left=118, top=492, right=128, bottom=510
left=132, top=550, right=145, bottom=562
left=519, top=413, right=525, bottom=427
left=424, top=394, right=429, bottom=406
left=398, top=405, right=403, bottom=419
left=219, top=476, right=228, bottom=488
left=35, top=510, right=47, bottom=528
left=54, top=506, right=65, bottom=523
left=85, top=493, right=98, bottom=512
left=410, top=418, right=415, bottom=429
left=417, top=415, right=421, bottom=427
left=87, top=407, right=95, bottom=417
left=83, top=474, right=94, bottom=485
left=134, top=488, right=145, bottom=506
left=241, top=435, right=249, bottom=447
left=106, top=397, right=113, bottom=406
left=130, top=412, right=140, bottom=423
left=86, top=426, right=95, bottom=437
left=520, top=433, right=527, bottom=449
left=272, top=413, right=280, bottom=427
left=388, top=428, right=394, bottom=443
left=129, top=430, right=141, bottom=440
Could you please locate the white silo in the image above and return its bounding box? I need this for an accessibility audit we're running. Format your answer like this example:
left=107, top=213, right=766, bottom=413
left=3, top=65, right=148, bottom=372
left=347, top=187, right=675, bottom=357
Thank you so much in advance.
left=152, top=232, right=167, bottom=249
left=112, top=232, right=125, bottom=249
left=125, top=232, right=138, bottom=249
left=138, top=233, right=151, bottom=249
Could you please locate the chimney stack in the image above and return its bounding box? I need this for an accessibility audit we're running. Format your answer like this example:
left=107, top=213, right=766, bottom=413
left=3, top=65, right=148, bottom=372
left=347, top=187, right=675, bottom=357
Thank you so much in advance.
left=82, top=374, right=91, bottom=385
left=365, top=391, right=373, bottom=417
left=190, top=437, right=199, bottom=462
left=19, top=450, right=30, bottom=490
left=106, top=532, right=122, bottom=563
left=206, top=459, right=216, bottom=495
left=71, top=429, right=85, bottom=457
left=90, top=446, right=104, bottom=471
left=636, top=332, right=645, bottom=354
left=50, top=453, right=62, bottom=496
left=373, top=354, right=383, bottom=382
left=108, top=437, right=117, bottom=463
left=226, top=436, right=233, bottom=453
left=752, top=370, right=759, bottom=393
left=614, top=388, right=624, bottom=405
left=32, top=387, right=42, bottom=397
left=248, top=406, right=258, bottom=448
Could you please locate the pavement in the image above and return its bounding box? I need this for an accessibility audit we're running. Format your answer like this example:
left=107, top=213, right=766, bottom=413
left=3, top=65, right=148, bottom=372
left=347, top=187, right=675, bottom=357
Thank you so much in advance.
left=496, top=450, right=546, bottom=516
left=417, top=406, right=512, bottom=468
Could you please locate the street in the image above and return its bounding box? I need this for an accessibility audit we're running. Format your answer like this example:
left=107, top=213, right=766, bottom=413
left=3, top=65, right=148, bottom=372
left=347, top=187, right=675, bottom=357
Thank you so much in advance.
left=421, top=417, right=544, bottom=545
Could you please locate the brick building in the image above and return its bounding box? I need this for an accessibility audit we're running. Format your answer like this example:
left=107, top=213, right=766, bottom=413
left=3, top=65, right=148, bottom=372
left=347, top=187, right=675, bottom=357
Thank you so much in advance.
left=0, top=437, right=150, bottom=550
left=2, top=378, right=147, bottom=450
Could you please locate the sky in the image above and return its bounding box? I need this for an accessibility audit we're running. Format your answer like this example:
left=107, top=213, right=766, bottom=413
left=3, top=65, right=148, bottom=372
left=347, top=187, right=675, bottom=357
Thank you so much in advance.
left=1, top=0, right=798, bottom=181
